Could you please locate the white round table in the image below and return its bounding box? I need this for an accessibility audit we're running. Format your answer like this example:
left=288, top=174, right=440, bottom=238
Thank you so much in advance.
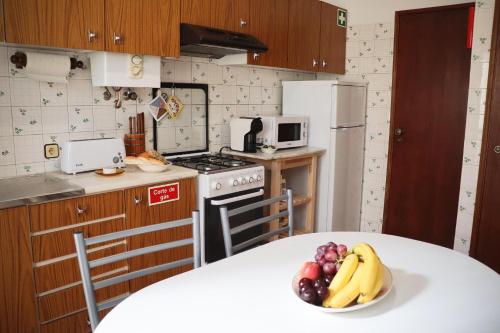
left=95, top=232, right=500, bottom=333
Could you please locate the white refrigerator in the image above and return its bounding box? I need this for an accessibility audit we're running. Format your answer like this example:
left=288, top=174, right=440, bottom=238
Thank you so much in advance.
left=282, top=80, right=367, bottom=232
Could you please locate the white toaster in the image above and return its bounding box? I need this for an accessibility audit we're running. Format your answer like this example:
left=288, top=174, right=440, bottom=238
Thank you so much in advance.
left=60, top=138, right=126, bottom=174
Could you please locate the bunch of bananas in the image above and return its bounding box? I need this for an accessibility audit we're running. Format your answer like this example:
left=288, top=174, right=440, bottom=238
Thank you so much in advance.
left=322, top=243, right=385, bottom=308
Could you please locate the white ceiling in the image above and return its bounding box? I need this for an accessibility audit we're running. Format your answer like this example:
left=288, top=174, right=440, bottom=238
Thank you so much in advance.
left=321, top=0, right=473, bottom=25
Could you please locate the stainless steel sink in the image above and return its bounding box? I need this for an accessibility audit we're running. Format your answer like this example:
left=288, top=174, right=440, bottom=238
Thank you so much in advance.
left=0, top=174, right=85, bottom=209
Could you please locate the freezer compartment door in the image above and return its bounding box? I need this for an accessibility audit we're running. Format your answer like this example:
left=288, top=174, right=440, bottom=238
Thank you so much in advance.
left=328, top=126, right=365, bottom=231
left=331, top=84, right=367, bottom=128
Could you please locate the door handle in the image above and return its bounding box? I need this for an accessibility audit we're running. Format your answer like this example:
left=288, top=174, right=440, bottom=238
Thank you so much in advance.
left=210, top=189, right=264, bottom=206
left=494, top=145, right=500, bottom=154
left=395, top=128, right=404, bottom=142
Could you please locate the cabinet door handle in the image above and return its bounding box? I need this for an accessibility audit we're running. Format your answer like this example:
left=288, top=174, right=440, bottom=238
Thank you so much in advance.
left=113, top=33, right=123, bottom=44
left=313, top=59, right=318, bottom=67
left=88, top=30, right=97, bottom=42
left=240, top=19, right=248, bottom=27
left=76, top=205, right=87, bottom=215
left=494, top=145, right=500, bottom=154
left=322, top=60, right=327, bottom=68
left=253, top=53, right=260, bottom=60
left=134, top=196, right=142, bottom=204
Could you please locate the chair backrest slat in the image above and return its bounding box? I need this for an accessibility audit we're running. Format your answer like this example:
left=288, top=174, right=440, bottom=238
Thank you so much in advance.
left=219, top=189, right=294, bottom=258
left=74, top=211, right=201, bottom=332
left=228, top=194, right=288, bottom=217
left=232, top=226, right=290, bottom=253
left=85, top=218, right=193, bottom=246
left=89, top=238, right=193, bottom=269
left=93, top=257, right=195, bottom=290
left=230, top=211, right=289, bottom=235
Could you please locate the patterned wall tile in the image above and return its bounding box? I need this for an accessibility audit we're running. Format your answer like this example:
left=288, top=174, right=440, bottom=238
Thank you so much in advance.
left=41, top=106, right=68, bottom=133
left=0, top=106, right=12, bottom=136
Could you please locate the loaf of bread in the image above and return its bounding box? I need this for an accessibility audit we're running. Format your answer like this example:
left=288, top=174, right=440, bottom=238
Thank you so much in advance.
left=125, top=155, right=167, bottom=166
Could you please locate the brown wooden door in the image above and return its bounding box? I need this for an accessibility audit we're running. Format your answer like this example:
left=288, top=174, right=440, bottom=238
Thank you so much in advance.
left=210, top=0, right=249, bottom=32
left=247, top=0, right=288, bottom=68
left=287, top=0, right=320, bottom=72
left=319, top=3, right=346, bottom=74
left=125, top=178, right=196, bottom=292
left=471, top=0, right=500, bottom=273
left=181, top=0, right=211, bottom=26
left=105, top=0, right=180, bottom=57
left=0, top=207, right=37, bottom=333
left=4, top=0, right=104, bottom=50
left=383, top=4, right=473, bottom=248
left=0, top=0, right=5, bottom=42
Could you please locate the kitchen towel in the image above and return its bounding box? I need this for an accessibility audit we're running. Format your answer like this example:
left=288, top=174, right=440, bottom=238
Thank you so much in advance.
left=24, top=52, right=71, bottom=83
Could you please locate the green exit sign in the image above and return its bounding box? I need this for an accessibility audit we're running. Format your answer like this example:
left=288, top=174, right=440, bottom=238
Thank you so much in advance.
left=337, top=8, right=347, bottom=28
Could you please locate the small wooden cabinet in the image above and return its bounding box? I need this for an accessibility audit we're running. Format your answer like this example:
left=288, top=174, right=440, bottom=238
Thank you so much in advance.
left=287, top=0, right=346, bottom=73
left=181, top=0, right=211, bottom=26
left=105, top=0, right=180, bottom=57
left=4, top=0, right=105, bottom=50
left=247, top=0, right=289, bottom=68
left=319, top=2, right=346, bottom=74
left=0, top=177, right=196, bottom=333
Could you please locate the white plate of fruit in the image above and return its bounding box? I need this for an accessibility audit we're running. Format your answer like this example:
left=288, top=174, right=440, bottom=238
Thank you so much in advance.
left=292, top=242, right=393, bottom=313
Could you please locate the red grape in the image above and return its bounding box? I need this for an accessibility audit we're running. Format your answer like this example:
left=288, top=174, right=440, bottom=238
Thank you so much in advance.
left=317, top=245, right=328, bottom=256
left=314, top=253, right=324, bottom=262
left=316, top=286, right=329, bottom=300
left=324, top=249, right=338, bottom=262
left=323, top=262, right=336, bottom=275
left=313, top=279, right=326, bottom=290
left=324, top=274, right=334, bottom=286
left=337, top=244, right=348, bottom=257
left=318, top=258, right=327, bottom=266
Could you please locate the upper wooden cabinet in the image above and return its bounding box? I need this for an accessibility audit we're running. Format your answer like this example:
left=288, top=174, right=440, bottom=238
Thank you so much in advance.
left=247, top=0, right=289, bottom=68
left=0, top=0, right=5, bottom=42
left=210, top=0, right=249, bottom=32
left=287, top=0, right=346, bottom=73
left=181, top=0, right=211, bottom=26
left=4, top=0, right=105, bottom=50
left=287, top=0, right=321, bottom=72
left=319, top=2, right=346, bottom=74
left=105, top=0, right=180, bottom=57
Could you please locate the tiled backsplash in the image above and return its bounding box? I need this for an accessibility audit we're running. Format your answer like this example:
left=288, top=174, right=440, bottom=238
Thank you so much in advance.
left=0, top=46, right=315, bottom=178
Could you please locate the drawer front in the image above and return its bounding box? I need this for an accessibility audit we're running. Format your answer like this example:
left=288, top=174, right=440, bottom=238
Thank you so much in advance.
left=38, top=279, right=128, bottom=323
left=34, top=244, right=127, bottom=293
left=30, top=191, right=124, bottom=232
left=32, top=218, right=126, bottom=263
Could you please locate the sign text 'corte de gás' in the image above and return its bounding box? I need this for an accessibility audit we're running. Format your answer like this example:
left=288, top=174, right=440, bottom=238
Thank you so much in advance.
left=148, top=182, right=180, bottom=206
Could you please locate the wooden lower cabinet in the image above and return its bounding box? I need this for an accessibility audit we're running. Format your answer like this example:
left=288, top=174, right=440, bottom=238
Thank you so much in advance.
left=0, top=177, right=196, bottom=333
left=0, top=206, right=37, bottom=333
left=125, top=178, right=196, bottom=292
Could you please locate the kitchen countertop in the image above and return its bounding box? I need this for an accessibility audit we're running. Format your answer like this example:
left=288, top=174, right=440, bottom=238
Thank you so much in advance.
left=50, top=165, right=199, bottom=194
left=0, top=174, right=85, bottom=209
left=0, top=165, right=198, bottom=209
left=224, top=146, right=326, bottom=160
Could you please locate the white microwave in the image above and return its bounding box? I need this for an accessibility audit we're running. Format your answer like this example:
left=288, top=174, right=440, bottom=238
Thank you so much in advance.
left=256, top=116, right=308, bottom=149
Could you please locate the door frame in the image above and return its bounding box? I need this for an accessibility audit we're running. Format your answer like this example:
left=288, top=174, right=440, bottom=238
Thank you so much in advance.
left=382, top=3, right=475, bottom=234
left=470, top=0, right=499, bottom=256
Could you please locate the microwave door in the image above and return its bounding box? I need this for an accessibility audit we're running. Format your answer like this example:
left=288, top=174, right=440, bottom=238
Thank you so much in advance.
left=278, top=123, right=302, bottom=143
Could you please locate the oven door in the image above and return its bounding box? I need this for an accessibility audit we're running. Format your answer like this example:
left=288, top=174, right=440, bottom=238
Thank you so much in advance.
left=205, top=188, right=264, bottom=263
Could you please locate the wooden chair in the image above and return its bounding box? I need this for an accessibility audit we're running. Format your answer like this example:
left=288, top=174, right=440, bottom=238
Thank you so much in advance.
left=219, top=189, right=294, bottom=257
left=73, top=211, right=201, bottom=331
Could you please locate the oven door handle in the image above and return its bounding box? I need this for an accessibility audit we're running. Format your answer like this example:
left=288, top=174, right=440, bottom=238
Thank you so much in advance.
left=210, top=189, right=264, bottom=206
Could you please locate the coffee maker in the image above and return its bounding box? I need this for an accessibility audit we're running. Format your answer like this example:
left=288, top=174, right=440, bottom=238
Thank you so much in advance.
left=230, top=117, right=263, bottom=152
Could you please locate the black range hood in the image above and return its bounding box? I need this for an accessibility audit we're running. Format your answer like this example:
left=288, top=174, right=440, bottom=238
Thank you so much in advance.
left=180, top=24, right=268, bottom=59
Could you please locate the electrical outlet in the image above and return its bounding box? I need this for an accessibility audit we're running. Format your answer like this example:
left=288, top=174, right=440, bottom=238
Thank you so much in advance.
left=44, top=144, right=60, bottom=159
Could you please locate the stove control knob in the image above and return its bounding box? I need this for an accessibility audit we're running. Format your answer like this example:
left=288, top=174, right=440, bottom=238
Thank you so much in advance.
left=241, top=177, right=248, bottom=185
left=213, top=182, right=222, bottom=190
left=231, top=179, right=239, bottom=186
left=256, top=175, right=263, bottom=182
left=249, top=176, right=254, bottom=183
